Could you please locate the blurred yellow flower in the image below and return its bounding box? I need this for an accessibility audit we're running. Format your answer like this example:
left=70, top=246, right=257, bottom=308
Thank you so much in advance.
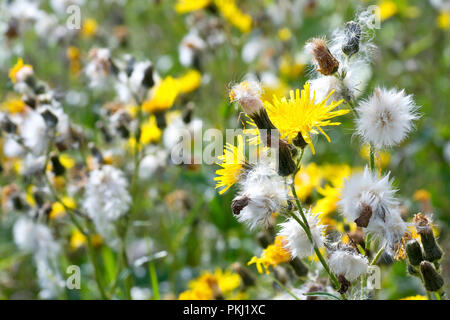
left=178, top=268, right=241, bottom=300
left=278, top=27, right=292, bottom=41
left=248, top=236, right=291, bottom=274
left=140, top=116, right=162, bottom=144
left=50, top=196, right=77, bottom=219
left=215, top=0, right=252, bottom=33
left=1, top=98, right=25, bottom=114
left=265, top=83, right=347, bottom=154
left=437, top=11, right=450, bottom=30
left=378, top=0, right=398, bottom=21
left=82, top=18, right=98, bottom=38
left=70, top=230, right=103, bottom=250
left=175, top=0, right=212, bottom=14
left=59, top=154, right=76, bottom=169
left=214, top=135, right=247, bottom=194
left=175, top=69, right=202, bottom=94
left=413, top=189, right=431, bottom=202
left=9, top=58, right=33, bottom=83
left=400, top=295, right=427, bottom=300
left=294, top=163, right=322, bottom=201
left=279, top=55, right=306, bottom=79
left=142, top=76, right=179, bottom=113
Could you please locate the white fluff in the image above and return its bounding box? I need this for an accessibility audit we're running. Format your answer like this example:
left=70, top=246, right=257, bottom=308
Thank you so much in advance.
left=278, top=208, right=326, bottom=259
left=355, top=87, right=420, bottom=149
left=338, top=167, right=407, bottom=254
left=234, top=162, right=288, bottom=230
left=13, top=217, right=64, bottom=298
left=83, top=165, right=131, bottom=245
left=328, top=248, right=369, bottom=281
left=21, top=110, right=48, bottom=155
left=230, top=80, right=264, bottom=115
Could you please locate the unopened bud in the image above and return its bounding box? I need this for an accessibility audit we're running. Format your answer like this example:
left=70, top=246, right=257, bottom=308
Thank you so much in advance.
left=405, top=239, right=424, bottom=266
left=342, top=21, right=361, bottom=58
left=50, top=155, right=66, bottom=176
left=289, top=257, right=308, bottom=277
left=420, top=261, right=444, bottom=292
left=278, top=139, right=296, bottom=176
left=40, top=109, right=58, bottom=129
left=141, top=64, right=155, bottom=88
left=1, top=116, right=17, bottom=133
left=231, top=263, right=255, bottom=288
left=420, top=229, right=443, bottom=262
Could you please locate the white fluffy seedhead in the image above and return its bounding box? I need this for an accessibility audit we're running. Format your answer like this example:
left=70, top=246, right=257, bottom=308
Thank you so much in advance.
left=278, top=209, right=326, bottom=259
left=233, top=162, right=288, bottom=230
left=338, top=167, right=407, bottom=255
left=328, top=247, right=369, bottom=281
left=355, top=87, right=420, bottom=149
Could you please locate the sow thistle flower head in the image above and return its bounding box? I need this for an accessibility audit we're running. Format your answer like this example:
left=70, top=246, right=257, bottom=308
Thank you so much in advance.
left=248, top=236, right=291, bottom=274
left=214, top=135, right=249, bottom=194
left=265, top=82, right=348, bottom=154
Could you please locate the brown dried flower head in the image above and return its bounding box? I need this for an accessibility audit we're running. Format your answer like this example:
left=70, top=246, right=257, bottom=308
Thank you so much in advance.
left=307, top=38, right=339, bottom=75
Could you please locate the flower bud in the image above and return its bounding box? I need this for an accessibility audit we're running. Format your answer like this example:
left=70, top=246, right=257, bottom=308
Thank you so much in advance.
left=405, top=239, right=424, bottom=266
left=231, top=263, right=255, bottom=288
left=420, top=230, right=443, bottom=262
left=289, top=257, right=308, bottom=277
left=342, top=21, right=361, bottom=58
left=50, top=155, right=66, bottom=176
left=420, top=261, right=444, bottom=292
left=1, top=116, right=17, bottom=134
left=278, top=139, right=296, bottom=176
left=40, top=109, right=58, bottom=129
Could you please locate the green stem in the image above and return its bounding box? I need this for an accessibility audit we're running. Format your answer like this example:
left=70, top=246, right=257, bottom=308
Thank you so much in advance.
left=370, top=246, right=385, bottom=266
left=369, top=144, right=375, bottom=171
left=86, top=233, right=109, bottom=300
left=289, top=154, right=346, bottom=299
left=149, top=261, right=160, bottom=300
left=269, top=274, right=300, bottom=300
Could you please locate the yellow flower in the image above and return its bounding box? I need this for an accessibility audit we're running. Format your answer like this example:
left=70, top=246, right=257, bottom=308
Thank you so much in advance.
left=66, top=46, right=82, bottom=75
left=140, top=116, right=162, bottom=144
left=142, top=76, right=179, bottom=113
left=59, top=154, right=76, bottom=169
left=214, top=135, right=247, bottom=194
left=1, top=98, right=26, bottom=114
left=9, top=58, right=33, bottom=83
left=279, top=54, right=306, bottom=79
left=294, top=163, right=322, bottom=201
left=313, top=185, right=340, bottom=216
left=437, top=11, right=450, bottom=30
left=70, top=230, right=103, bottom=250
left=413, top=189, right=431, bottom=202
left=175, top=69, right=202, bottom=94
left=248, top=236, right=291, bottom=274
left=400, top=295, right=427, bottom=300
left=82, top=18, right=98, bottom=38
left=175, top=0, right=212, bottom=14
left=49, top=196, right=77, bottom=219
left=178, top=268, right=241, bottom=300
left=264, top=83, right=348, bottom=154
left=278, top=27, right=292, bottom=41
left=378, top=0, right=398, bottom=21
left=215, top=0, right=252, bottom=33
